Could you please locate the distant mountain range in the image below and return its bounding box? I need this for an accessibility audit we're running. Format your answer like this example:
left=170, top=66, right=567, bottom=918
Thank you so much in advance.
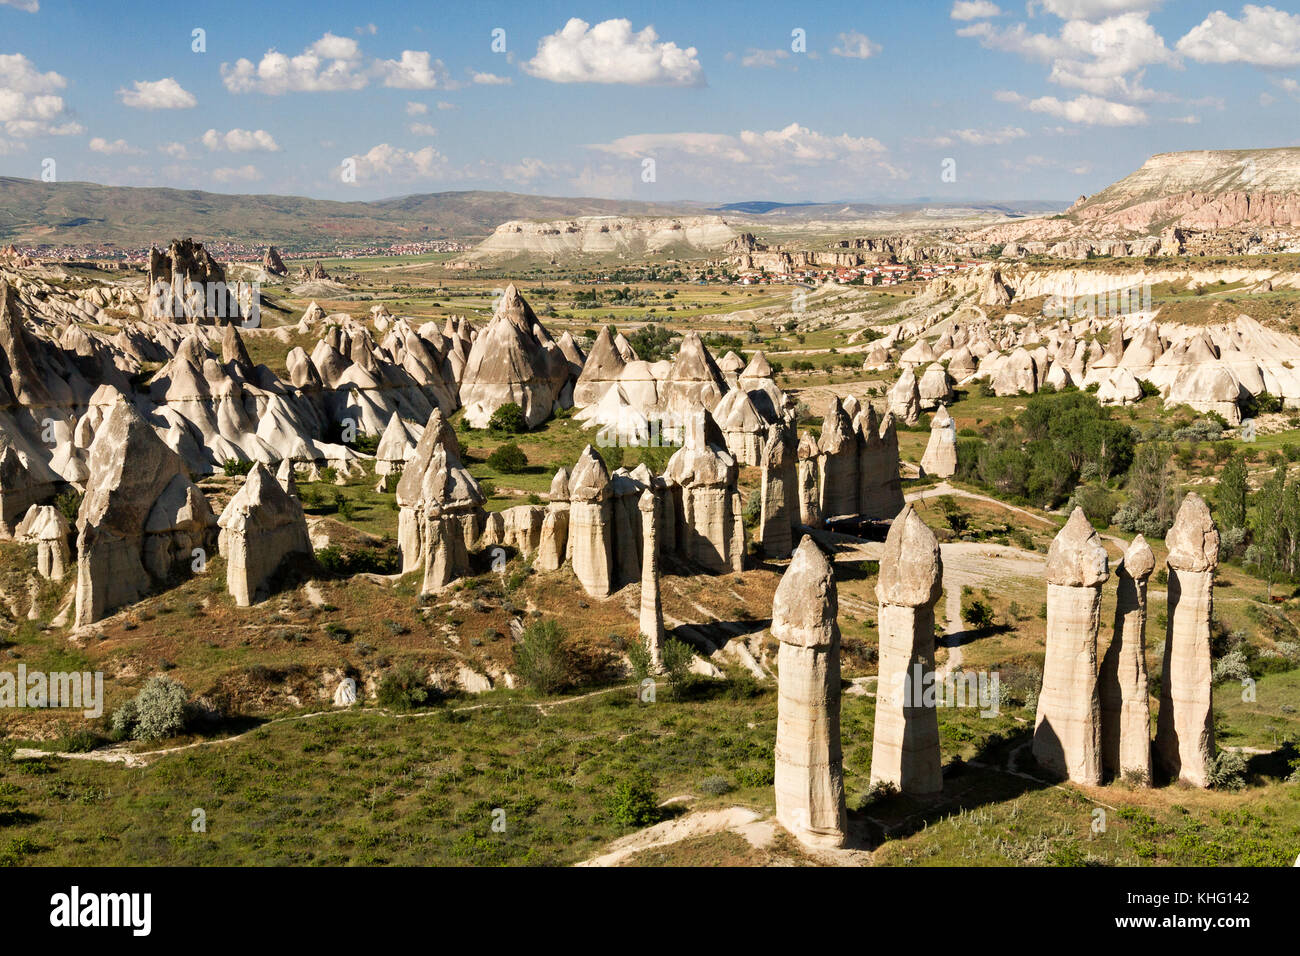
left=0, top=176, right=1064, bottom=251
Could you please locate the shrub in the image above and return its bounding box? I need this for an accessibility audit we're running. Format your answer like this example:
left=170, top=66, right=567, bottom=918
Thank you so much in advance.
left=514, top=619, right=570, bottom=694
left=963, top=599, right=995, bottom=631
left=1208, top=749, right=1248, bottom=791
left=222, top=458, right=254, bottom=477
left=606, top=771, right=660, bottom=828
left=333, top=490, right=354, bottom=521
left=54, top=490, right=83, bottom=524
left=661, top=637, right=694, bottom=699
left=1212, top=648, right=1251, bottom=684
left=111, top=676, right=191, bottom=741
left=1067, top=483, right=1117, bottom=527
left=698, top=775, right=732, bottom=796
left=626, top=634, right=654, bottom=682
left=487, top=442, right=528, bottom=474
left=377, top=665, right=433, bottom=712
left=488, top=403, right=527, bottom=434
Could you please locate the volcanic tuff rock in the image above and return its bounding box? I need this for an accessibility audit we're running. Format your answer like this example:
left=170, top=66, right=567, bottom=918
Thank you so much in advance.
left=871, top=505, right=944, bottom=794
left=919, top=404, right=957, bottom=479
left=458, top=284, right=569, bottom=428
left=1155, top=494, right=1219, bottom=787
left=773, top=537, right=847, bottom=848
left=218, top=463, right=312, bottom=607
left=1100, top=535, right=1156, bottom=783
left=1034, top=508, right=1109, bottom=784
left=73, top=398, right=215, bottom=627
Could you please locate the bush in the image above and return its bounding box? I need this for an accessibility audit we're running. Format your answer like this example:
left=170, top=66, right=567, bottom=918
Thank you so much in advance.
left=1208, top=749, right=1248, bottom=791
left=698, top=775, right=732, bottom=796
left=1212, top=648, right=1251, bottom=684
left=606, top=771, right=660, bottom=828
left=1067, top=483, right=1118, bottom=527
left=626, top=634, right=654, bottom=682
left=222, top=458, right=254, bottom=477
left=661, top=637, right=694, bottom=699
left=377, top=665, right=433, bottom=711
left=54, top=489, right=83, bottom=524
left=963, top=598, right=995, bottom=631
left=488, top=403, right=527, bottom=434
left=111, top=676, right=191, bottom=741
left=487, top=442, right=528, bottom=474
left=514, top=619, right=570, bottom=694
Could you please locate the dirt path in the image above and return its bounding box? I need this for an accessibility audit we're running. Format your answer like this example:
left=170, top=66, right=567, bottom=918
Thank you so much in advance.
left=906, top=482, right=1056, bottom=527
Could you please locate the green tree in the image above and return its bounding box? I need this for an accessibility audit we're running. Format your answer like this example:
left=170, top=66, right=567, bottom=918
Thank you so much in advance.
left=1216, top=454, right=1248, bottom=530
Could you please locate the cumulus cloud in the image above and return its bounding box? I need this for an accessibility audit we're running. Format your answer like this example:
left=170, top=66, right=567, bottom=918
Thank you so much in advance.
left=117, top=77, right=197, bottom=109
left=741, top=49, right=789, bottom=69
left=158, top=141, right=189, bottom=159
left=345, top=143, right=447, bottom=183
left=523, top=18, right=704, bottom=86
left=1177, top=4, right=1300, bottom=68
left=211, top=165, right=262, bottom=183
left=0, top=53, right=82, bottom=137
left=1034, top=0, right=1163, bottom=18
left=999, top=90, right=1148, bottom=124
left=469, top=70, right=512, bottom=85
left=436, top=100, right=457, bottom=110
left=830, top=30, right=882, bottom=58
left=405, top=101, right=428, bottom=115
left=222, top=32, right=368, bottom=93
left=88, top=137, right=143, bottom=155
left=589, top=123, right=888, bottom=173
left=951, top=1, right=1002, bottom=19
left=0, top=1, right=39, bottom=11
left=201, top=128, right=280, bottom=152
left=374, top=50, right=453, bottom=89
left=408, top=122, right=438, bottom=136
left=955, top=125, right=1028, bottom=144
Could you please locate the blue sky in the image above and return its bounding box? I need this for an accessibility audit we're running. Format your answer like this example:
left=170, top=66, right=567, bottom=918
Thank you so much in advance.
left=1, top=0, right=1299, bottom=203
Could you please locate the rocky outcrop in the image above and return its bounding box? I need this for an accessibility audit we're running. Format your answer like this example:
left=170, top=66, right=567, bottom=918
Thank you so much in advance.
left=638, top=489, right=664, bottom=671
left=773, top=537, right=847, bottom=848
left=888, top=367, right=921, bottom=426
left=1033, top=508, right=1109, bottom=784
left=14, top=504, right=70, bottom=580
left=218, top=463, right=312, bottom=607
left=758, top=423, right=797, bottom=559
left=858, top=409, right=905, bottom=520
left=568, top=445, right=614, bottom=598
left=535, top=467, right=570, bottom=572
left=796, top=431, right=821, bottom=529
left=920, top=405, right=957, bottom=479
left=663, top=410, right=744, bottom=574
left=73, top=399, right=215, bottom=627
left=147, top=238, right=243, bottom=324
left=1155, top=494, right=1218, bottom=788
left=1100, top=535, right=1155, bottom=783
left=263, top=246, right=288, bottom=277
left=817, top=398, right=859, bottom=522
left=459, top=284, right=569, bottom=428
left=871, top=505, right=944, bottom=794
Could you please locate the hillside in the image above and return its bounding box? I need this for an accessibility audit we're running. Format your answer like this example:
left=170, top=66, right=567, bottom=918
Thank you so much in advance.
left=0, top=178, right=703, bottom=249
left=972, top=147, right=1300, bottom=244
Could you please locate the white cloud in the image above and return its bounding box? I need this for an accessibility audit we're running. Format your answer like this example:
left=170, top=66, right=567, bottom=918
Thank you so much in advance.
left=1177, top=4, right=1300, bottom=68
left=201, top=128, right=280, bottom=152
left=590, top=122, right=887, bottom=168
left=374, top=50, right=453, bottom=89
left=88, top=136, right=143, bottom=155
left=117, top=77, right=197, bottom=109
left=1034, top=0, right=1163, bottom=18
left=408, top=122, right=438, bottom=136
left=0, top=0, right=38, bottom=11
left=951, top=1, right=1002, bottom=19
left=0, top=53, right=81, bottom=137
left=741, top=49, right=789, bottom=69
left=436, top=101, right=457, bottom=110
left=830, top=31, right=882, bottom=59
left=1170, top=114, right=1200, bottom=124
left=1001, top=90, right=1149, bottom=124
left=158, top=141, right=189, bottom=159
left=222, top=32, right=367, bottom=93
left=405, top=101, right=428, bottom=115
left=523, top=17, right=704, bottom=86
left=211, top=164, right=262, bottom=183
left=345, top=143, right=447, bottom=183
left=955, top=125, right=1028, bottom=144
left=1003, top=152, right=1092, bottom=175
left=469, top=70, right=512, bottom=85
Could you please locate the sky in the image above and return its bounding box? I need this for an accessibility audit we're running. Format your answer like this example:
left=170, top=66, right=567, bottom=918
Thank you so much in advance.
left=1, top=0, right=1299, bottom=205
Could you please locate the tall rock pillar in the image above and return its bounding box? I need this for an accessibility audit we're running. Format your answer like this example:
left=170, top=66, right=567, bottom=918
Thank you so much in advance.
left=870, top=505, right=944, bottom=794
left=638, top=489, right=665, bottom=671
left=773, top=537, right=847, bottom=848
left=1100, top=535, right=1155, bottom=783
left=1033, top=508, right=1109, bottom=784
left=1155, top=493, right=1219, bottom=787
